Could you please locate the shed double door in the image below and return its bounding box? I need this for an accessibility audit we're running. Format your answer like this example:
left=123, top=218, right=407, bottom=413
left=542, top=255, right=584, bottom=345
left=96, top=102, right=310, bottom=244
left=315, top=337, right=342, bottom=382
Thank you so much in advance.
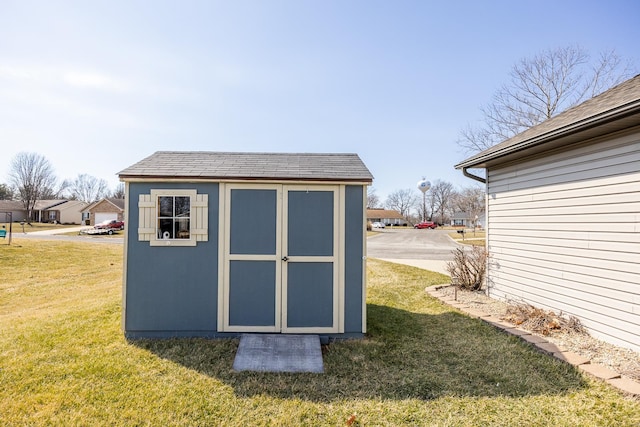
left=220, top=184, right=340, bottom=333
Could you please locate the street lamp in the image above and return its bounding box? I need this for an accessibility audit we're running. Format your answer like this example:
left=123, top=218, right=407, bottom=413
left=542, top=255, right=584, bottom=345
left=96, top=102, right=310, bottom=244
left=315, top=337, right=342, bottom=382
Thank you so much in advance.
left=417, top=178, right=431, bottom=222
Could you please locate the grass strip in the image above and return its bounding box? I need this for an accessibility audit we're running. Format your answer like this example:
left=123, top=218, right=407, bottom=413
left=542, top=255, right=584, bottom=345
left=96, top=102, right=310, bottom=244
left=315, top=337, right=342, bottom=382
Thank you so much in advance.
left=1, top=240, right=638, bottom=425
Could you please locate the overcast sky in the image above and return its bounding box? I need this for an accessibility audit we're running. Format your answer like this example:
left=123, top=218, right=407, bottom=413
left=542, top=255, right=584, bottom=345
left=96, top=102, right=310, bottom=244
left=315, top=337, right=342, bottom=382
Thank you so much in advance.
left=1, top=1, right=638, bottom=201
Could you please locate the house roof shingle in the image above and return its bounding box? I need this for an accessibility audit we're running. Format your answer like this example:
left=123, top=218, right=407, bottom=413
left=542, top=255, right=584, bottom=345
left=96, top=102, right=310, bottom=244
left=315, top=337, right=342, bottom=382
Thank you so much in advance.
left=57, top=200, right=88, bottom=211
left=0, top=200, right=25, bottom=211
left=82, top=198, right=125, bottom=213
left=366, top=209, right=404, bottom=220
left=456, top=74, right=640, bottom=169
left=106, top=198, right=125, bottom=210
left=0, top=199, right=72, bottom=212
left=119, top=152, right=374, bottom=183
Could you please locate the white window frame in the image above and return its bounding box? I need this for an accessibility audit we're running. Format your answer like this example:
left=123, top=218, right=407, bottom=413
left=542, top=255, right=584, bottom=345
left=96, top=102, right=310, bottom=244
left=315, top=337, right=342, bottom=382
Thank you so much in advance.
left=137, top=189, right=207, bottom=247
left=150, top=189, right=196, bottom=247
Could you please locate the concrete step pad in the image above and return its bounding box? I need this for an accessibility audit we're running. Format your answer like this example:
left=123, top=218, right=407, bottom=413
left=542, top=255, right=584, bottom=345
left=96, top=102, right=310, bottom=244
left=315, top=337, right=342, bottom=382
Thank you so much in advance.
left=233, top=333, right=324, bottom=373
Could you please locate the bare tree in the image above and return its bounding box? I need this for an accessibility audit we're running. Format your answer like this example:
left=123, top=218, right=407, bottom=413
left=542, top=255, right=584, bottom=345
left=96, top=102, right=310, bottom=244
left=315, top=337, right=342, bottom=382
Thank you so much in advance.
left=385, top=189, right=417, bottom=220
left=67, top=174, right=109, bottom=203
left=0, top=183, right=14, bottom=200
left=9, top=152, right=58, bottom=221
left=453, top=185, right=485, bottom=229
left=45, top=179, right=70, bottom=200
left=367, top=187, right=381, bottom=209
left=415, top=200, right=432, bottom=223
left=429, top=180, right=455, bottom=225
left=459, top=46, right=635, bottom=154
left=111, top=183, right=125, bottom=199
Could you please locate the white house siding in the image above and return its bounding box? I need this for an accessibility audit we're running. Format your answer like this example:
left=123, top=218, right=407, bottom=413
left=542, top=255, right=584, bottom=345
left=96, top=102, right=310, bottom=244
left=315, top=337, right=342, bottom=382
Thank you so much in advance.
left=58, top=201, right=88, bottom=224
left=486, top=132, right=640, bottom=352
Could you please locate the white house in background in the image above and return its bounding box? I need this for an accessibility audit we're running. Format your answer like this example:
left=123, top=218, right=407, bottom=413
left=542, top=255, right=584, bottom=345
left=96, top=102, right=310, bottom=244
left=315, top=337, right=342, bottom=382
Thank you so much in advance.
left=450, top=211, right=485, bottom=228
left=0, top=200, right=28, bottom=222
left=0, top=199, right=86, bottom=224
left=49, top=200, right=88, bottom=224
left=366, top=208, right=408, bottom=226
left=456, top=74, right=640, bottom=352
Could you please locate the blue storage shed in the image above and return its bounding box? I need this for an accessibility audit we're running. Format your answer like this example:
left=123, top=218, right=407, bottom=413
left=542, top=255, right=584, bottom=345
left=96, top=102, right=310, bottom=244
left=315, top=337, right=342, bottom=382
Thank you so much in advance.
left=118, top=151, right=373, bottom=339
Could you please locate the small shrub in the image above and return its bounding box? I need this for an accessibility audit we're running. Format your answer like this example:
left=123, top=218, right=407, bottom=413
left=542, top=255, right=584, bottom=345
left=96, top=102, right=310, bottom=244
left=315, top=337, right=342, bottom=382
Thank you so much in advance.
left=445, top=246, right=488, bottom=291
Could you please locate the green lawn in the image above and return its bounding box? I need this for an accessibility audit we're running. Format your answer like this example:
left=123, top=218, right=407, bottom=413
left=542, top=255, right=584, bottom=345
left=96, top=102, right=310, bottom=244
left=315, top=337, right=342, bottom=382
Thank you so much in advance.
left=1, top=239, right=638, bottom=426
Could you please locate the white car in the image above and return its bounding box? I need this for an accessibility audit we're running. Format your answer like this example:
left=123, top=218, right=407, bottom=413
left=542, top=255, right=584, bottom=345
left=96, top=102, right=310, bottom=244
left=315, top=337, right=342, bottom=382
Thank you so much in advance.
left=372, top=222, right=385, bottom=229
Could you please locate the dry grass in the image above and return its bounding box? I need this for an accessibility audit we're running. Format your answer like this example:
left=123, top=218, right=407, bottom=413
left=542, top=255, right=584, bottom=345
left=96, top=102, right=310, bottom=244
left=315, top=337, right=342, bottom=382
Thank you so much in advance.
left=437, top=286, right=640, bottom=383
left=1, top=240, right=638, bottom=426
left=0, top=239, right=122, bottom=325
left=449, top=230, right=486, bottom=246
left=0, top=222, right=80, bottom=234
left=502, top=303, right=586, bottom=336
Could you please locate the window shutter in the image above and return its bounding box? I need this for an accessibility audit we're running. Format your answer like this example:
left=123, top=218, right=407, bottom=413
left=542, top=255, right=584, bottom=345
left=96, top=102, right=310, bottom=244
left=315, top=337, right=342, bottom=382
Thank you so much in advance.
left=192, top=194, right=208, bottom=242
left=138, top=194, right=155, bottom=241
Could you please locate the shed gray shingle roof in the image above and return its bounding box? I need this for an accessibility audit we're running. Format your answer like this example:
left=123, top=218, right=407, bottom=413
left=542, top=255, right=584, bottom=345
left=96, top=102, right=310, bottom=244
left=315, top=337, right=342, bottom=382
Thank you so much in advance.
left=119, top=152, right=374, bottom=182
left=456, top=74, right=640, bottom=169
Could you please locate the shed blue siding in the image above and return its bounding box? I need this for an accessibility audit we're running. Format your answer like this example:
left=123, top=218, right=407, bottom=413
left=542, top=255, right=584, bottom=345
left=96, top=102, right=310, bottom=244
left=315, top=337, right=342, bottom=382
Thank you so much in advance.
left=124, top=182, right=219, bottom=335
left=344, top=185, right=364, bottom=333
left=124, top=182, right=366, bottom=338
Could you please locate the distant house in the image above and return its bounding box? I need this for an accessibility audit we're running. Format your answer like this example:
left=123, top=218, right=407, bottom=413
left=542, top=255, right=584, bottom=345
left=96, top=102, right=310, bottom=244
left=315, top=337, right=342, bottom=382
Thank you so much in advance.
left=45, top=200, right=88, bottom=224
left=82, top=198, right=125, bottom=225
left=0, top=199, right=86, bottom=224
left=456, top=74, right=640, bottom=352
left=366, top=208, right=407, bottom=226
left=0, top=200, right=27, bottom=222
left=450, top=211, right=485, bottom=228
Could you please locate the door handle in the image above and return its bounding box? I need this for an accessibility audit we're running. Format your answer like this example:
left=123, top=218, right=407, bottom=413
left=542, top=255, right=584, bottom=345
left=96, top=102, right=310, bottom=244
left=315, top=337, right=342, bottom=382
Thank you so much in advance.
left=282, top=256, right=288, bottom=262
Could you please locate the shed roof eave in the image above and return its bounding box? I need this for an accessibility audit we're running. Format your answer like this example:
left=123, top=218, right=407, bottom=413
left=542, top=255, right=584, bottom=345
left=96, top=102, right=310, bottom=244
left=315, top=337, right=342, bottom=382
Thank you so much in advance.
left=455, top=99, right=640, bottom=170
left=117, top=152, right=374, bottom=183
left=118, top=175, right=373, bottom=185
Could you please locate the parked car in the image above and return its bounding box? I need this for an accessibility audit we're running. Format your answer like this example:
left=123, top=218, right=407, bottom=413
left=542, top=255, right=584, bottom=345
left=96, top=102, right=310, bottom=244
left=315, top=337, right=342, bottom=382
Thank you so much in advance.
left=414, top=221, right=437, bottom=229
left=372, top=222, right=385, bottom=229
left=95, top=219, right=125, bottom=230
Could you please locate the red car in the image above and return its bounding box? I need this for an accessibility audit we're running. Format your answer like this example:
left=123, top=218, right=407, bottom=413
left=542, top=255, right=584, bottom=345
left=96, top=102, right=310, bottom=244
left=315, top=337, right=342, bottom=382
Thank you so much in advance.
left=95, top=219, right=125, bottom=230
left=414, top=221, right=437, bottom=229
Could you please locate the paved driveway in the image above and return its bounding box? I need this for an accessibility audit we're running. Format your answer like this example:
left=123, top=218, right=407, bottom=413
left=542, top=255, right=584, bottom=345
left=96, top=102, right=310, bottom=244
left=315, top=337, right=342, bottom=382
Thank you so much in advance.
left=367, top=228, right=459, bottom=260
left=9, top=226, right=123, bottom=244
left=367, top=228, right=460, bottom=275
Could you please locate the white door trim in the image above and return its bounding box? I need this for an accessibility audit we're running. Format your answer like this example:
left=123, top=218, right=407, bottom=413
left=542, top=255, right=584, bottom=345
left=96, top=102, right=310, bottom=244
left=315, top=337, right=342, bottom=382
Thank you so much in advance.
left=218, top=183, right=282, bottom=333
left=218, top=184, right=344, bottom=334
left=281, top=184, right=342, bottom=334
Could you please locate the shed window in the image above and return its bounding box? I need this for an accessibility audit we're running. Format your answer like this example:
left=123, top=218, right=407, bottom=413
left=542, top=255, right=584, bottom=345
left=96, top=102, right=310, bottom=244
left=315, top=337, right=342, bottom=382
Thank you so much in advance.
left=158, top=196, right=190, bottom=239
left=138, top=189, right=208, bottom=246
